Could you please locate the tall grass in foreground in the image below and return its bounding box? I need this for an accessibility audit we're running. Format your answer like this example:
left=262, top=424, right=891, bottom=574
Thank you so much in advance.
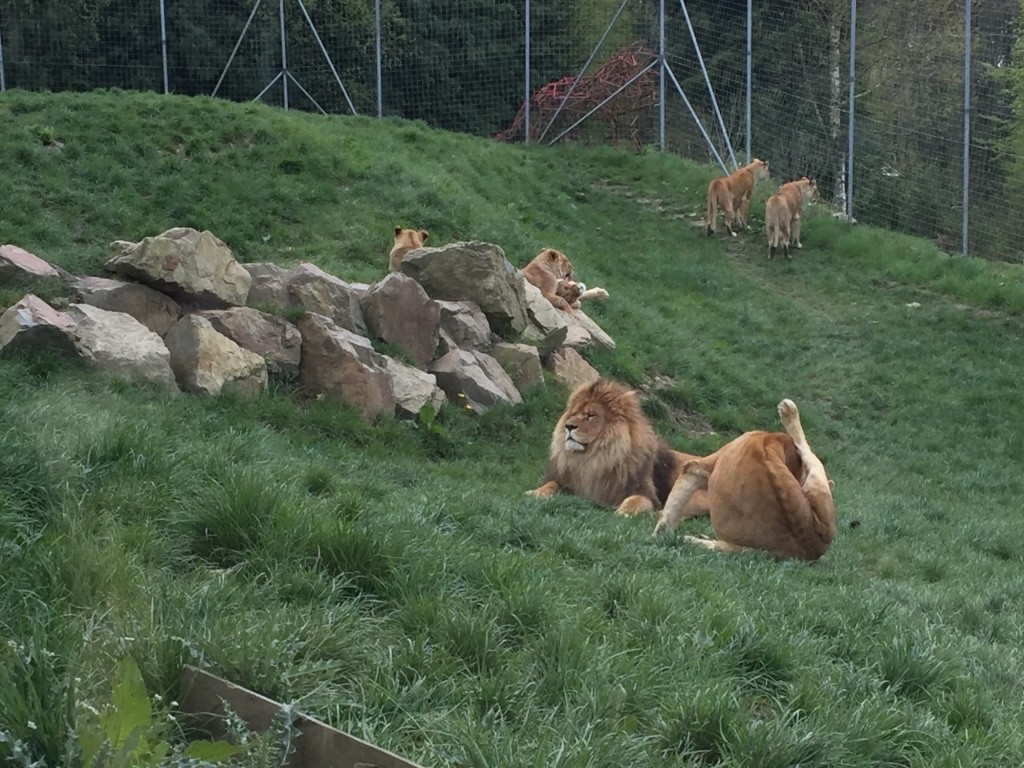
left=3, top=90, right=1024, bottom=766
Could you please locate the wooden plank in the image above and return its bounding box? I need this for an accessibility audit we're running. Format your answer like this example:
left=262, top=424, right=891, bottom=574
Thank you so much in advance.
left=179, top=665, right=426, bottom=768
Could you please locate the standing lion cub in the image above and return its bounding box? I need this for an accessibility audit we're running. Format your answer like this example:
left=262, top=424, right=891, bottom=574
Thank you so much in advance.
left=528, top=378, right=708, bottom=519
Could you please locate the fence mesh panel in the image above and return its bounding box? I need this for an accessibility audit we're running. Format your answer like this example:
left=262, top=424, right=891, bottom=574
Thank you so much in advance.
left=1, top=0, right=1023, bottom=261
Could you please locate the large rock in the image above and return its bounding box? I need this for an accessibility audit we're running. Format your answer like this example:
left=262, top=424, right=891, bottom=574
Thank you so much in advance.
left=429, top=348, right=523, bottom=414
left=243, top=262, right=295, bottom=309
left=436, top=300, right=492, bottom=351
left=164, top=314, right=267, bottom=397
left=399, top=241, right=530, bottom=337
left=288, top=263, right=367, bottom=336
left=360, top=273, right=440, bottom=368
left=296, top=312, right=395, bottom=422
left=489, top=342, right=544, bottom=392
left=73, top=276, right=180, bottom=337
left=65, top=304, right=177, bottom=391
left=104, top=228, right=251, bottom=308
left=520, top=282, right=570, bottom=357
left=0, top=245, right=65, bottom=284
left=522, top=281, right=568, bottom=338
left=199, top=307, right=301, bottom=381
left=382, top=357, right=447, bottom=418
left=0, top=294, right=80, bottom=357
left=544, top=346, right=600, bottom=391
left=562, top=309, right=616, bottom=351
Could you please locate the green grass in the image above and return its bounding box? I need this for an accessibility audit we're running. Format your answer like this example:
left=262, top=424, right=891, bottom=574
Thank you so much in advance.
left=4, top=89, right=1024, bottom=766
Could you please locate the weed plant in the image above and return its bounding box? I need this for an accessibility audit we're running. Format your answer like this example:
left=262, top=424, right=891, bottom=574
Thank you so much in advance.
left=3, top=90, right=1024, bottom=765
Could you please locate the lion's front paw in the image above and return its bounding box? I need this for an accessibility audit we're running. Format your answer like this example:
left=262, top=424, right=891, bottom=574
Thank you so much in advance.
left=528, top=481, right=559, bottom=500
left=683, top=534, right=717, bottom=550
left=777, top=398, right=798, bottom=424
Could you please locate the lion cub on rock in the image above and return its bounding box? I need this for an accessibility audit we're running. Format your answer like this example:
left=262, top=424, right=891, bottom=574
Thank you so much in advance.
left=389, top=226, right=429, bottom=272
left=521, top=247, right=576, bottom=311
left=528, top=378, right=708, bottom=518
left=654, top=398, right=836, bottom=561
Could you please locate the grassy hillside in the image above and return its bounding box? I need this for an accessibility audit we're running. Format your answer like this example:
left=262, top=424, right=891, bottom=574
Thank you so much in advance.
left=3, top=89, right=1024, bottom=767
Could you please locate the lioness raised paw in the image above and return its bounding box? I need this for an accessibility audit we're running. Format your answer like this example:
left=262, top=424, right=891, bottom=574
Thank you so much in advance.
left=776, top=398, right=807, bottom=445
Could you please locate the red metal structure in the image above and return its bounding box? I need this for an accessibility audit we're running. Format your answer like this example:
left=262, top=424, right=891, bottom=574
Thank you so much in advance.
left=496, top=41, right=658, bottom=150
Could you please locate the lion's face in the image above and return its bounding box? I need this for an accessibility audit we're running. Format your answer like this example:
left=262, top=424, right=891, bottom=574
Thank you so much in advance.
left=802, top=179, right=819, bottom=204
left=753, top=159, right=771, bottom=182
left=560, top=397, right=610, bottom=452
left=555, top=378, right=644, bottom=455
left=536, top=248, right=573, bottom=281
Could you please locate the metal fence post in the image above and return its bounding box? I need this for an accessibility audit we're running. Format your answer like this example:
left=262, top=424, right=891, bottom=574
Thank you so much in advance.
left=279, top=0, right=289, bottom=110
left=846, top=0, right=857, bottom=223
left=745, top=0, right=751, bottom=163
left=0, top=25, right=6, bottom=92
left=159, top=0, right=169, bottom=93
left=524, top=0, right=531, bottom=144
left=375, top=0, right=382, bottom=117
left=962, top=0, right=971, bottom=256
left=659, top=0, right=665, bottom=152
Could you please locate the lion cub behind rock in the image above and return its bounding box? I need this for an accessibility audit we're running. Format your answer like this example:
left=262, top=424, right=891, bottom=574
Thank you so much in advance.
left=528, top=378, right=708, bottom=518
left=389, top=226, right=429, bottom=272
left=521, top=247, right=575, bottom=312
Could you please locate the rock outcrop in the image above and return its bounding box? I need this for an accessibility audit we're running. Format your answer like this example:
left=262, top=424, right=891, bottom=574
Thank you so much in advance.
left=1, top=230, right=616, bottom=423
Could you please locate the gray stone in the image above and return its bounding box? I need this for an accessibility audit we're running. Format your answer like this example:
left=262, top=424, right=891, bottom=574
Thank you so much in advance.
left=198, top=307, right=302, bottom=381
left=429, top=348, right=523, bottom=414
left=0, top=294, right=80, bottom=358
left=74, top=276, right=180, bottom=337
left=288, top=263, right=367, bottom=336
left=400, top=241, right=529, bottom=337
left=296, top=312, right=395, bottom=422
left=544, top=346, right=600, bottom=391
left=361, top=273, right=440, bottom=368
left=164, top=314, right=267, bottom=397
left=489, top=342, right=544, bottom=392
left=104, top=227, right=251, bottom=308
left=383, top=356, right=447, bottom=418
left=66, top=303, right=177, bottom=390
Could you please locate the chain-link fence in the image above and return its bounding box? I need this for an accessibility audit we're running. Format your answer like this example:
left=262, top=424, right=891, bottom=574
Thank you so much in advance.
left=1, top=0, right=1020, bottom=261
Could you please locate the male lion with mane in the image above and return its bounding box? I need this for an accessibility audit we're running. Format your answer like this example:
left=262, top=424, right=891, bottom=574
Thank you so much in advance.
left=528, top=378, right=708, bottom=518
left=654, top=398, right=836, bottom=561
left=705, top=158, right=771, bottom=237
